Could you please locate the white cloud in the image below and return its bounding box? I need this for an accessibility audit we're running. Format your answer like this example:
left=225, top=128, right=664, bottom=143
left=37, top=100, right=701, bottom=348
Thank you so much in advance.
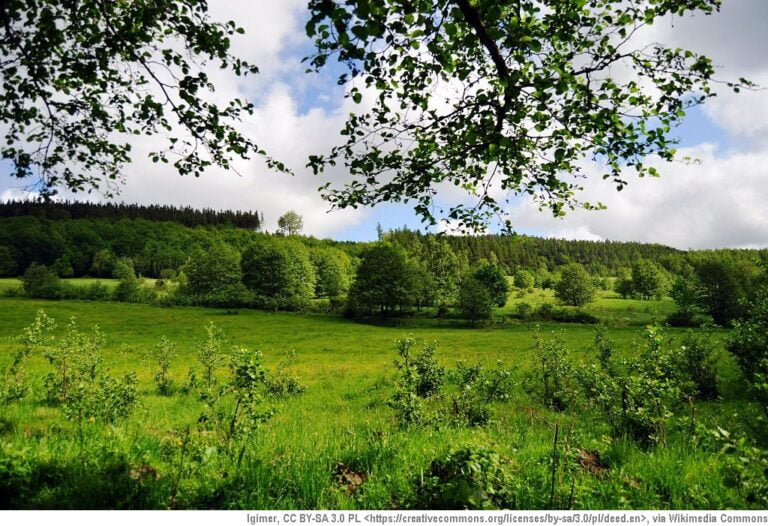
left=4, top=0, right=767, bottom=247
left=508, top=143, right=768, bottom=249
left=85, top=0, right=375, bottom=238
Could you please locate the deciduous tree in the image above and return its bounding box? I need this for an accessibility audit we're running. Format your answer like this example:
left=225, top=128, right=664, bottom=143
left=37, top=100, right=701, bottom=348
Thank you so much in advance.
left=306, top=0, right=748, bottom=230
left=0, top=0, right=283, bottom=197
left=554, top=263, right=595, bottom=307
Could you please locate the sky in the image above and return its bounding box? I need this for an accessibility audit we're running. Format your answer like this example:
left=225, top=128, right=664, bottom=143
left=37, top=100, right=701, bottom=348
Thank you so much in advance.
left=2, top=0, right=768, bottom=249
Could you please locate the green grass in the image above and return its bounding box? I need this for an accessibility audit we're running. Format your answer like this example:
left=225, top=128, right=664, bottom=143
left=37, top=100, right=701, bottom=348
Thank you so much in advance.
left=0, top=296, right=755, bottom=509
left=500, top=287, right=678, bottom=326
left=0, top=277, right=158, bottom=294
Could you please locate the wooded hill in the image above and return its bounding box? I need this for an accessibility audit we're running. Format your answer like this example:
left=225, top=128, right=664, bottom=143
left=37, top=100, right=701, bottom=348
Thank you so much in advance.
left=0, top=202, right=763, bottom=279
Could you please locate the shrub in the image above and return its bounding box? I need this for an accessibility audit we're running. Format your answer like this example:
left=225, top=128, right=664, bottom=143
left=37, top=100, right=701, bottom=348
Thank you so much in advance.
left=529, top=329, right=574, bottom=411
left=42, top=318, right=106, bottom=405
left=713, top=427, right=768, bottom=507
left=145, top=336, right=178, bottom=395
left=395, top=337, right=445, bottom=397
left=414, top=446, right=512, bottom=509
left=196, top=322, right=225, bottom=390
left=678, top=331, right=720, bottom=400
left=63, top=372, right=139, bottom=424
left=264, top=351, right=306, bottom=398
left=197, top=346, right=275, bottom=462
left=665, top=309, right=699, bottom=328
left=1, top=310, right=55, bottom=404
left=264, top=369, right=306, bottom=398
left=727, top=286, right=768, bottom=415
left=21, top=263, right=61, bottom=299
left=529, top=303, right=597, bottom=324
left=513, top=269, right=536, bottom=291
left=113, top=259, right=141, bottom=302
left=444, top=361, right=515, bottom=427
left=389, top=337, right=445, bottom=426
left=81, top=282, right=112, bottom=301
left=515, top=302, right=533, bottom=321
left=196, top=283, right=253, bottom=309
left=578, top=325, right=689, bottom=445
left=727, top=286, right=768, bottom=384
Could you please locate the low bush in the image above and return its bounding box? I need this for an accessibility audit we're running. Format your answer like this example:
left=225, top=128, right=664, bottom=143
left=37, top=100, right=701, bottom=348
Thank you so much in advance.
left=666, top=309, right=701, bottom=328
left=0, top=310, right=55, bottom=404
left=528, top=329, right=575, bottom=412
left=21, top=263, right=62, bottom=299
left=577, top=325, right=691, bottom=445
left=443, top=361, right=516, bottom=427
left=389, top=337, right=445, bottom=426
left=264, top=352, right=306, bottom=398
left=413, top=446, right=513, bottom=509
left=145, top=337, right=178, bottom=396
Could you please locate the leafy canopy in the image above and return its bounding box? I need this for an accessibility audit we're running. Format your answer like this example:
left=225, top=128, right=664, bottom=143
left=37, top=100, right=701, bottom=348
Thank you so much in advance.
left=0, top=0, right=284, bottom=197
left=305, top=0, right=750, bottom=231
left=0, top=0, right=750, bottom=232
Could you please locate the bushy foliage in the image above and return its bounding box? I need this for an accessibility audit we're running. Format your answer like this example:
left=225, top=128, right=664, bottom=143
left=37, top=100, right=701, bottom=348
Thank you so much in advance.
left=554, top=263, right=595, bottom=307
left=615, top=270, right=634, bottom=299
left=310, top=247, right=352, bottom=298
left=472, top=264, right=508, bottom=307
left=263, top=352, right=306, bottom=398
left=197, top=346, right=275, bottom=462
left=529, top=329, right=574, bottom=411
left=182, top=243, right=251, bottom=308
left=389, top=337, right=445, bottom=426
left=63, top=372, right=139, bottom=424
left=414, top=446, right=513, bottom=509
left=531, top=304, right=598, bottom=324
left=631, top=259, right=668, bottom=300
left=241, top=238, right=315, bottom=309
left=713, top=427, right=768, bottom=507
left=145, top=337, right=178, bottom=396
left=514, top=269, right=536, bottom=291
left=727, top=286, right=768, bottom=384
left=42, top=318, right=106, bottom=405
left=0, top=245, right=18, bottom=276
left=196, top=322, right=225, bottom=390
left=727, top=285, right=768, bottom=414
left=457, top=277, right=494, bottom=326
left=420, top=237, right=464, bottom=307
left=21, top=263, right=62, bottom=299
left=695, top=259, right=752, bottom=327
left=348, top=243, right=416, bottom=316
left=0, top=310, right=55, bottom=404
left=578, top=326, right=691, bottom=445
left=444, top=361, right=515, bottom=427
left=112, top=259, right=141, bottom=302
left=678, top=331, right=720, bottom=401
left=33, top=316, right=140, bottom=424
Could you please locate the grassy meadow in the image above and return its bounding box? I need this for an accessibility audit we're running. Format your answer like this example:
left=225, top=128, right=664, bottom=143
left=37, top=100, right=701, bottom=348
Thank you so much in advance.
left=0, top=291, right=757, bottom=510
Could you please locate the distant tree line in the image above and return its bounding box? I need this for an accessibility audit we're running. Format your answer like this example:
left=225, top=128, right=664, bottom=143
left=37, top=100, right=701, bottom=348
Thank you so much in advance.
left=388, top=228, right=687, bottom=276
left=0, top=200, right=263, bottom=229
left=3, top=213, right=767, bottom=328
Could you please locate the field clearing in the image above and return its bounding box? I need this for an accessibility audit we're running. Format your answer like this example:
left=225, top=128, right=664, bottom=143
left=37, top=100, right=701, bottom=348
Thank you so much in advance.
left=0, top=277, right=159, bottom=294
left=500, top=288, right=679, bottom=326
left=0, top=296, right=754, bottom=509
